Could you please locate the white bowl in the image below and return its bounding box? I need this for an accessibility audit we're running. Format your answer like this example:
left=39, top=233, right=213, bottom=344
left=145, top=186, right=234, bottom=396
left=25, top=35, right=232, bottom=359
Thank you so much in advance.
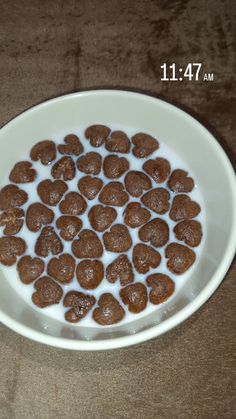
left=0, top=90, right=235, bottom=350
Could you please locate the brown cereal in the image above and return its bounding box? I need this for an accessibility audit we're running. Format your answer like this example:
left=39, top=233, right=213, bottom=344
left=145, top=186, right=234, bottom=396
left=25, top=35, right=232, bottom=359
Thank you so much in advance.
left=88, top=205, right=117, bottom=232
left=143, top=157, right=171, bottom=184
left=124, top=171, right=152, bottom=197
left=26, top=203, right=54, bottom=232
left=56, top=216, right=82, bottom=241
left=120, top=283, right=148, bottom=313
left=77, top=152, right=102, bottom=175
left=141, top=188, right=170, bottom=214
left=174, top=220, right=202, bottom=247
left=99, top=182, right=129, bottom=206
left=85, top=124, right=111, bottom=147
left=146, top=274, right=175, bottom=304
left=93, top=293, right=125, bottom=325
left=17, top=256, right=45, bottom=284
left=9, top=161, right=37, bottom=184
left=0, top=236, right=26, bottom=266
left=139, top=218, right=169, bottom=247
left=132, top=133, right=159, bottom=158
left=37, top=179, right=68, bottom=206
left=103, top=224, right=132, bottom=253
left=165, top=242, right=196, bottom=274
left=58, top=134, right=84, bottom=156
left=47, top=253, right=75, bottom=284
left=103, top=155, right=129, bottom=179
left=32, top=276, right=63, bottom=308
left=106, top=255, right=134, bottom=286
left=64, top=291, right=96, bottom=323
left=170, top=194, right=201, bottom=221
left=30, top=140, right=56, bottom=165
left=59, top=192, right=87, bottom=216
left=76, top=260, right=104, bottom=290
left=123, top=202, right=151, bottom=228
left=105, top=131, right=131, bottom=153
left=35, top=226, right=63, bottom=257
left=78, top=176, right=103, bottom=200
left=0, top=185, right=28, bottom=210
left=72, top=229, right=103, bottom=258
left=0, top=208, right=24, bottom=235
left=51, top=156, right=76, bottom=181
left=132, top=243, right=161, bottom=274
left=168, top=169, right=194, bottom=193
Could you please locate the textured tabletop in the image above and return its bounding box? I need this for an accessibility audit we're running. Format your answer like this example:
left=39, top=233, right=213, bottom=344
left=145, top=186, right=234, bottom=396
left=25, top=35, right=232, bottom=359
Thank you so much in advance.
left=0, top=1, right=235, bottom=418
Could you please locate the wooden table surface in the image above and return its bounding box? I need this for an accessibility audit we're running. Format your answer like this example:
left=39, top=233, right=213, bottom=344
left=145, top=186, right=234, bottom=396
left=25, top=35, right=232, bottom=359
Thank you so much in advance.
left=0, top=1, right=235, bottom=418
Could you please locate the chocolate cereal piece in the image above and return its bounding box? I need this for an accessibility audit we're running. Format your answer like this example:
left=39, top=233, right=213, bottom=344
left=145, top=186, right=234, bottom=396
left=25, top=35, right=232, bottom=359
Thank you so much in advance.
left=139, top=218, right=169, bottom=247
left=17, top=256, right=45, bottom=284
left=0, top=185, right=28, bottom=210
left=0, top=236, right=26, bottom=266
left=26, top=203, right=54, bottom=232
left=58, top=134, right=84, bottom=156
left=132, top=132, right=159, bottom=158
left=120, top=283, right=148, bottom=313
left=124, top=171, right=152, bottom=198
left=99, top=182, right=129, bottom=206
left=168, top=169, right=194, bottom=193
left=143, top=157, right=171, bottom=184
left=170, top=195, right=201, bottom=221
left=103, top=155, right=129, bottom=179
left=56, top=216, right=82, bottom=241
left=174, top=220, right=202, bottom=247
left=0, top=208, right=24, bottom=235
left=103, top=224, right=132, bottom=253
left=123, top=202, right=151, bottom=228
left=59, top=192, right=87, bottom=216
left=64, top=291, right=96, bottom=323
left=35, top=226, right=63, bottom=257
left=106, top=255, right=134, bottom=286
left=105, top=130, right=131, bottom=153
left=76, top=260, right=104, bottom=290
left=132, top=243, right=161, bottom=274
left=88, top=205, right=117, bottom=232
left=30, top=140, right=56, bottom=165
left=47, top=253, right=75, bottom=284
left=146, top=274, right=175, bottom=304
left=78, top=176, right=103, bottom=200
left=32, top=276, right=63, bottom=308
left=77, top=152, right=102, bottom=175
left=51, top=156, right=76, bottom=181
left=141, top=188, right=170, bottom=215
left=9, top=161, right=37, bottom=184
left=37, top=179, right=68, bottom=206
left=72, top=229, right=103, bottom=258
left=93, top=293, right=125, bottom=325
left=165, top=242, right=196, bottom=274
left=85, top=124, right=111, bottom=147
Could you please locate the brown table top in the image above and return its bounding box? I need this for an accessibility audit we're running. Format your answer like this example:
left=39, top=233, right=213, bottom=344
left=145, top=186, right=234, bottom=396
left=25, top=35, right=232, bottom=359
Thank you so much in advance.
left=0, top=1, right=235, bottom=418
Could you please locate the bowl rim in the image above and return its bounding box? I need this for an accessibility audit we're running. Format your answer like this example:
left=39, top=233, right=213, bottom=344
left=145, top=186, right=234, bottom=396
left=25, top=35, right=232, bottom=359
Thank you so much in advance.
left=0, top=89, right=236, bottom=350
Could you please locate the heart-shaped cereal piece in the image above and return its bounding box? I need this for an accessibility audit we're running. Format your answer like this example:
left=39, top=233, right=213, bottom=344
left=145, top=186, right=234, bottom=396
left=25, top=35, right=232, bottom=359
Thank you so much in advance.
left=0, top=208, right=24, bottom=235
left=103, top=155, right=129, bottom=179
left=141, top=188, right=170, bottom=214
left=106, top=254, right=134, bottom=286
left=169, top=194, right=201, bottom=221
left=88, top=205, right=117, bottom=232
left=59, top=192, right=87, bottom=216
left=63, top=291, right=96, bottom=323
left=174, top=220, right=202, bottom=247
left=77, top=152, right=102, bottom=175
left=132, top=132, right=159, bottom=158
left=99, top=182, right=129, bottom=206
left=37, top=179, right=68, bottom=206
left=47, top=253, right=75, bottom=284
left=58, top=134, right=84, bottom=156
left=30, top=140, right=57, bottom=165
left=103, top=224, right=132, bottom=253
left=146, top=273, right=175, bottom=304
left=105, top=130, right=131, bottom=153
left=56, top=215, right=82, bottom=241
left=9, top=161, right=37, bottom=183
left=139, top=218, right=169, bottom=247
left=120, top=283, right=148, bottom=313
left=143, top=157, right=171, bottom=184
left=132, top=243, right=161, bottom=274
left=32, top=276, right=63, bottom=308
left=35, top=226, right=63, bottom=257
left=0, top=236, right=26, bottom=266
left=85, top=124, right=111, bottom=147
left=165, top=242, right=196, bottom=274
left=123, top=202, right=151, bottom=228
left=93, top=293, right=125, bottom=325
left=72, top=229, right=103, bottom=258
left=124, top=171, right=152, bottom=198
left=168, top=169, right=194, bottom=193
left=51, top=156, right=76, bottom=181
left=78, top=176, right=103, bottom=200
left=76, top=260, right=104, bottom=290
left=0, top=185, right=28, bottom=210
left=17, top=255, right=45, bottom=284
left=26, top=203, right=54, bottom=232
